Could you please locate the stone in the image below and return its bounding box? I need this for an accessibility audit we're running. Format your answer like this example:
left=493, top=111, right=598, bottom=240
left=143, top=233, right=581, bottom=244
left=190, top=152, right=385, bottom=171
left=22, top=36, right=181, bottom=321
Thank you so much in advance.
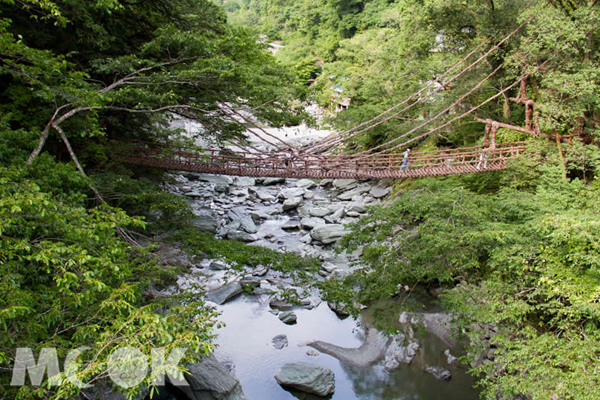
left=282, top=219, right=302, bottom=231
left=346, top=203, right=366, bottom=213
left=306, top=350, right=320, bottom=357
left=214, top=183, right=229, bottom=194
left=189, top=173, right=233, bottom=185
left=254, top=190, right=277, bottom=202
left=370, top=186, right=391, bottom=199
left=296, top=179, right=317, bottom=189
left=278, top=311, right=297, bottom=324
left=251, top=266, right=269, bottom=276
left=337, top=185, right=371, bottom=201
left=308, top=207, right=333, bottom=217
left=301, top=217, right=326, bottom=230
left=274, top=363, right=335, bottom=397
left=192, top=209, right=219, bottom=233
left=303, top=191, right=315, bottom=200
left=333, top=179, right=358, bottom=191
left=260, top=177, right=286, bottom=185
left=228, top=207, right=258, bottom=234
left=185, top=354, right=248, bottom=399
left=283, top=196, right=303, bottom=211
left=270, top=298, right=294, bottom=310
left=230, top=187, right=249, bottom=197
left=320, top=179, right=334, bottom=187
left=327, top=208, right=345, bottom=223
left=425, top=366, right=452, bottom=381
left=249, top=210, right=271, bottom=222
left=272, top=334, right=288, bottom=350
left=280, top=187, right=306, bottom=199
left=346, top=211, right=360, bottom=217
left=327, top=301, right=349, bottom=318
left=207, top=283, right=243, bottom=305
left=240, top=277, right=261, bottom=290
left=444, top=349, right=457, bottom=364
left=209, top=260, right=229, bottom=271
left=227, top=230, right=255, bottom=242
left=321, top=262, right=338, bottom=273
left=233, top=177, right=256, bottom=186
left=310, top=224, right=347, bottom=244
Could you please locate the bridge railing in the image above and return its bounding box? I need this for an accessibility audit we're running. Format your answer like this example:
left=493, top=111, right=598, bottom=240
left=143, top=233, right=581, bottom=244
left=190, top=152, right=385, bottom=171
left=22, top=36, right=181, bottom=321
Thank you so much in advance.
left=123, top=140, right=528, bottom=178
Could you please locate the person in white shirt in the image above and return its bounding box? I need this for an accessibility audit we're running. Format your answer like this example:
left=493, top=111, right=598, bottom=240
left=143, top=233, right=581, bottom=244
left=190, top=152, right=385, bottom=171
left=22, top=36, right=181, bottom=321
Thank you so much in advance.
left=399, top=148, right=410, bottom=172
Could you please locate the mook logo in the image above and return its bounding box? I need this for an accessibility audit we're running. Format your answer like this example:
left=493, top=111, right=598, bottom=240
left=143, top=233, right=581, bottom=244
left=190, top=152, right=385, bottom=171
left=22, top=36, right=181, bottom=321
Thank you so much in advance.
left=10, top=347, right=189, bottom=388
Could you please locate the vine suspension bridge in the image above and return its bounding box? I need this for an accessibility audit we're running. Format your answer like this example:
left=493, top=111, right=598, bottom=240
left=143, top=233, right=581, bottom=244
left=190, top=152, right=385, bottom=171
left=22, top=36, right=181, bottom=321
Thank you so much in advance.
left=124, top=16, right=546, bottom=180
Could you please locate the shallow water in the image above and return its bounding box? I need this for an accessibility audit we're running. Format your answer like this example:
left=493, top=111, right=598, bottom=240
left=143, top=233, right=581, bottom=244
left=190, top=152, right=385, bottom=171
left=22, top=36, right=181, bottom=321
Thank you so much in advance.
left=213, top=295, right=480, bottom=400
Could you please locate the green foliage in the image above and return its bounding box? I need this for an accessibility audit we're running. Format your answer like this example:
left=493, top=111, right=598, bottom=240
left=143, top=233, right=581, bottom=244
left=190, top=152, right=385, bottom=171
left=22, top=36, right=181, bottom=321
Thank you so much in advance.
left=0, top=167, right=218, bottom=399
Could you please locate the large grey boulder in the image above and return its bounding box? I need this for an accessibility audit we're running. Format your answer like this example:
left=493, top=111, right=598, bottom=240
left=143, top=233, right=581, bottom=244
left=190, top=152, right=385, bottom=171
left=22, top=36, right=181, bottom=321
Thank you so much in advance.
left=308, top=207, right=333, bottom=218
left=333, top=179, right=358, bottom=191
left=301, top=217, right=326, bottom=230
left=207, top=283, right=243, bottom=305
left=337, top=185, right=371, bottom=201
left=259, top=177, right=286, bottom=185
left=186, top=354, right=248, bottom=399
left=192, top=209, right=219, bottom=233
left=280, top=187, right=305, bottom=199
left=278, top=311, right=297, bottom=325
left=253, top=189, right=276, bottom=202
left=345, top=203, right=366, bottom=213
left=272, top=334, right=289, bottom=350
left=274, top=363, right=335, bottom=397
left=369, top=186, right=390, bottom=199
left=296, top=179, right=317, bottom=189
left=233, top=177, right=255, bottom=186
left=228, top=208, right=258, bottom=234
left=226, top=230, right=255, bottom=242
left=189, top=174, right=233, bottom=185
left=310, top=224, right=347, bottom=244
left=283, top=196, right=303, bottom=211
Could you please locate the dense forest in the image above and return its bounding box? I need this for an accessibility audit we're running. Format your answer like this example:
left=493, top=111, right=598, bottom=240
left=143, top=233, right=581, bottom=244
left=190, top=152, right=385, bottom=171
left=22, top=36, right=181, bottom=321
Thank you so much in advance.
left=1, top=0, right=600, bottom=399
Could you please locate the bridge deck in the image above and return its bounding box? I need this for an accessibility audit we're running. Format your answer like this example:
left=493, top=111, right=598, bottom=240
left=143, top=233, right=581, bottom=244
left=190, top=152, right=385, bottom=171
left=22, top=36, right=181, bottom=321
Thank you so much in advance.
left=123, top=142, right=526, bottom=179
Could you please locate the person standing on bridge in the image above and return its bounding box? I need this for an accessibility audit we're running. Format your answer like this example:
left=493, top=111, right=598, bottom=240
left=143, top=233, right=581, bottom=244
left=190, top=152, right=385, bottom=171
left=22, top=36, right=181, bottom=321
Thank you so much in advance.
left=399, top=148, right=410, bottom=172
left=476, top=146, right=488, bottom=170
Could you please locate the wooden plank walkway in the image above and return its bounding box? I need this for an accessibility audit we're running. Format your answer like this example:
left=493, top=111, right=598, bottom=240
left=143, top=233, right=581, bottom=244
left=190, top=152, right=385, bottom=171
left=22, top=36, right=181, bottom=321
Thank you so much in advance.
left=123, top=142, right=527, bottom=179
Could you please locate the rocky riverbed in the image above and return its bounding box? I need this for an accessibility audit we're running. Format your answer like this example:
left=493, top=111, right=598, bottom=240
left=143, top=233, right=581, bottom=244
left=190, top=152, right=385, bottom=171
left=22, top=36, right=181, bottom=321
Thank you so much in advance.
left=149, top=173, right=482, bottom=400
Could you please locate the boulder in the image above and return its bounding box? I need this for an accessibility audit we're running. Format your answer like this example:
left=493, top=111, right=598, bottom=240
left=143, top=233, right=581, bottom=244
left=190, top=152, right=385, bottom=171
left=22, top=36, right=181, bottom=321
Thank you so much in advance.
left=209, top=260, right=229, bottom=271
left=278, top=311, right=297, bottom=324
left=320, top=179, right=334, bottom=187
left=282, top=219, right=302, bottom=231
left=274, top=363, right=335, bottom=397
left=280, top=187, right=306, bottom=199
left=270, top=298, right=294, bottom=310
left=188, top=173, right=233, bottom=185
left=425, top=366, right=452, bottom=381
left=327, top=301, right=350, bottom=318
left=283, top=196, right=303, bottom=211
left=228, top=207, right=258, bottom=234
left=185, top=354, right=248, bottom=399
left=226, top=230, right=255, bottom=242
left=310, top=224, right=347, bottom=244
left=308, top=207, right=333, bottom=218
left=229, top=187, right=249, bottom=197
left=240, top=277, right=261, bottom=291
left=301, top=217, right=326, bottom=230
left=272, top=334, right=288, bottom=350
left=296, top=179, right=317, bottom=189
left=259, top=177, right=286, bottom=185
left=253, top=189, right=277, bottom=202
left=233, top=177, right=256, bottom=186
left=333, top=179, right=358, bottom=191
left=214, top=183, right=229, bottom=194
left=192, top=209, right=219, bottom=233
left=249, top=210, right=271, bottom=222
left=369, top=186, right=390, bottom=199
left=207, top=283, right=243, bottom=305
left=346, top=203, right=366, bottom=213
left=303, top=191, right=315, bottom=200
left=337, top=185, right=371, bottom=201
left=251, top=266, right=269, bottom=276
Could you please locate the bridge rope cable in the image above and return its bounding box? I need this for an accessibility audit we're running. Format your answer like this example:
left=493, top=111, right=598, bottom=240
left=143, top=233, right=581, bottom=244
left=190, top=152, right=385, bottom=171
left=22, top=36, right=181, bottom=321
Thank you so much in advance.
left=220, top=106, right=295, bottom=152
left=304, top=42, right=488, bottom=152
left=306, top=14, right=535, bottom=155
left=349, top=53, right=558, bottom=162
left=349, top=62, right=506, bottom=157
